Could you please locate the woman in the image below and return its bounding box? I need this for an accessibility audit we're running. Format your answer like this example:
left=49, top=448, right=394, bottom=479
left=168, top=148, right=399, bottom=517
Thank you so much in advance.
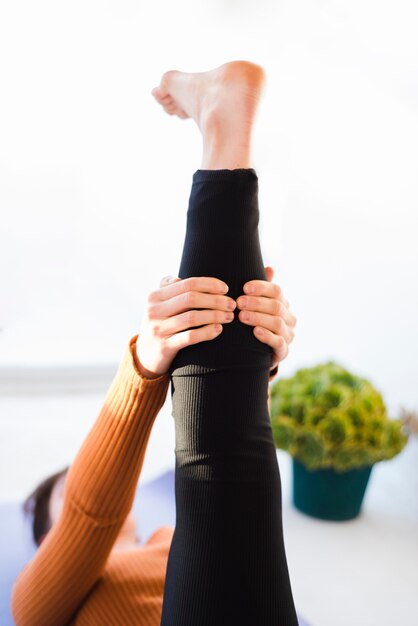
left=12, top=60, right=298, bottom=625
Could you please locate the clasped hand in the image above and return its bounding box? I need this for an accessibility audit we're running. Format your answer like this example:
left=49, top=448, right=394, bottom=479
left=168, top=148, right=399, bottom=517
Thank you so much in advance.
left=135, top=267, right=296, bottom=379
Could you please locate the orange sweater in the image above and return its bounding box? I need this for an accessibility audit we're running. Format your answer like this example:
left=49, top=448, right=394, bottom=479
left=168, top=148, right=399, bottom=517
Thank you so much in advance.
left=11, top=335, right=173, bottom=626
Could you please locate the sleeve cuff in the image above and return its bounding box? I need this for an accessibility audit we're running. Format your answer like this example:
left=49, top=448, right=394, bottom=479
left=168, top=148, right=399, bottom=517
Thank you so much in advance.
left=127, top=334, right=170, bottom=384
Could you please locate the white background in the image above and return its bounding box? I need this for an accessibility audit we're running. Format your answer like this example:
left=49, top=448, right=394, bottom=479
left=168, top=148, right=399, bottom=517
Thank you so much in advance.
left=0, top=0, right=417, bottom=413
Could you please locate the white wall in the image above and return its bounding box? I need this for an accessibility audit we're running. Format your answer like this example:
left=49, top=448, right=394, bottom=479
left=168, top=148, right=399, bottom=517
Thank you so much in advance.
left=1, top=0, right=417, bottom=419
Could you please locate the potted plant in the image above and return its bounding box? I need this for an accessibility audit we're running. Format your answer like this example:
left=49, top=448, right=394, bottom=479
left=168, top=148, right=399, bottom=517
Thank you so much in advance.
left=269, top=361, right=409, bottom=521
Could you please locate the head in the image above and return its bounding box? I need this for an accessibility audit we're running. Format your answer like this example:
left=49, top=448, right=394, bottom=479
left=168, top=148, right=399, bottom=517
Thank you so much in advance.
left=23, top=466, right=69, bottom=547
left=23, top=466, right=139, bottom=549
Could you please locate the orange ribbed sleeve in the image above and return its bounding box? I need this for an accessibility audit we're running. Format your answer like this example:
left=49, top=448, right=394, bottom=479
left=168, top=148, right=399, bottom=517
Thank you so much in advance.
left=11, top=335, right=170, bottom=626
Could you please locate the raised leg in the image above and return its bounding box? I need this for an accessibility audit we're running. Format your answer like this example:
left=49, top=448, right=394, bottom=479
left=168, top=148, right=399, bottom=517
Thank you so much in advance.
left=152, top=61, right=298, bottom=626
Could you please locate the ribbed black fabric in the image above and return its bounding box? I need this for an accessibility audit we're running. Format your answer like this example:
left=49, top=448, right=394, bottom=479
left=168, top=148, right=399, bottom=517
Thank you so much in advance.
left=160, top=169, right=298, bottom=626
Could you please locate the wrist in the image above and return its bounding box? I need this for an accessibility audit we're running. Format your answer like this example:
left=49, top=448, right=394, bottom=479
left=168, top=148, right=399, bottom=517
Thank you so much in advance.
left=136, top=359, right=163, bottom=380
left=134, top=341, right=166, bottom=380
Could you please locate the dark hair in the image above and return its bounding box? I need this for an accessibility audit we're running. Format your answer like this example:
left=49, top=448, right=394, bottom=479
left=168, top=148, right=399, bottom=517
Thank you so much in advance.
left=22, top=466, right=70, bottom=546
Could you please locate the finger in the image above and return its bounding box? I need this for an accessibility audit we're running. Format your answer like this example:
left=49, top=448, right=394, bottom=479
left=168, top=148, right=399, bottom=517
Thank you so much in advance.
left=241, top=280, right=295, bottom=322
left=236, top=294, right=296, bottom=327
left=242, top=279, right=284, bottom=300
left=253, top=327, right=289, bottom=362
left=264, top=266, right=274, bottom=282
left=159, top=276, right=182, bottom=288
left=239, top=310, right=294, bottom=343
left=165, top=323, right=224, bottom=351
left=148, top=291, right=236, bottom=320
left=159, top=309, right=234, bottom=336
left=150, top=276, right=229, bottom=303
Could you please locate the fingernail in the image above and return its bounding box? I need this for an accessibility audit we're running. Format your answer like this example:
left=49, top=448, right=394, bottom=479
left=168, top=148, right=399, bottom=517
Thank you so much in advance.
left=227, top=300, right=236, bottom=310
left=215, top=324, right=223, bottom=332
left=239, top=298, right=248, bottom=308
left=255, top=327, right=264, bottom=335
left=245, top=285, right=254, bottom=294
left=219, top=282, right=229, bottom=292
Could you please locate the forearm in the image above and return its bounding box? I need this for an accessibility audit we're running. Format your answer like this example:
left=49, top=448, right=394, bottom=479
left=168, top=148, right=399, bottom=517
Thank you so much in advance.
left=11, top=335, right=170, bottom=626
left=64, top=335, right=169, bottom=521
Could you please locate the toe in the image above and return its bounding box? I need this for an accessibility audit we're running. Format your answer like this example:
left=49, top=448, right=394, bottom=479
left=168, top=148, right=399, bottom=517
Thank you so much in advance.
left=165, top=103, right=177, bottom=114
left=151, top=86, right=168, bottom=102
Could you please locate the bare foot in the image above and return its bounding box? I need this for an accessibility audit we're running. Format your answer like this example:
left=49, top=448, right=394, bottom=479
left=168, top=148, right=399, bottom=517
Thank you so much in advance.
left=151, top=60, right=266, bottom=168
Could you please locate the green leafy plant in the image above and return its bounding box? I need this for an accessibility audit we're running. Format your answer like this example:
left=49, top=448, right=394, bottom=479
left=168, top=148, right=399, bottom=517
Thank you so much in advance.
left=270, top=361, right=408, bottom=471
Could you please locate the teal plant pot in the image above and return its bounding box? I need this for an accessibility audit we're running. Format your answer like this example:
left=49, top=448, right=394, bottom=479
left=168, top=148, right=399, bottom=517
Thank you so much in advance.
left=292, top=458, right=373, bottom=521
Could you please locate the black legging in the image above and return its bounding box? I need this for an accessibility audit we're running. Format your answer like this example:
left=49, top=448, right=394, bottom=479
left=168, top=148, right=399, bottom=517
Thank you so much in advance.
left=160, top=169, right=298, bottom=626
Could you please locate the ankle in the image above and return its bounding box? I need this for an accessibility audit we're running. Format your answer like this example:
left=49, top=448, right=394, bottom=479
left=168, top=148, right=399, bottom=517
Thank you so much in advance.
left=200, top=111, right=253, bottom=170
left=200, top=145, right=252, bottom=170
